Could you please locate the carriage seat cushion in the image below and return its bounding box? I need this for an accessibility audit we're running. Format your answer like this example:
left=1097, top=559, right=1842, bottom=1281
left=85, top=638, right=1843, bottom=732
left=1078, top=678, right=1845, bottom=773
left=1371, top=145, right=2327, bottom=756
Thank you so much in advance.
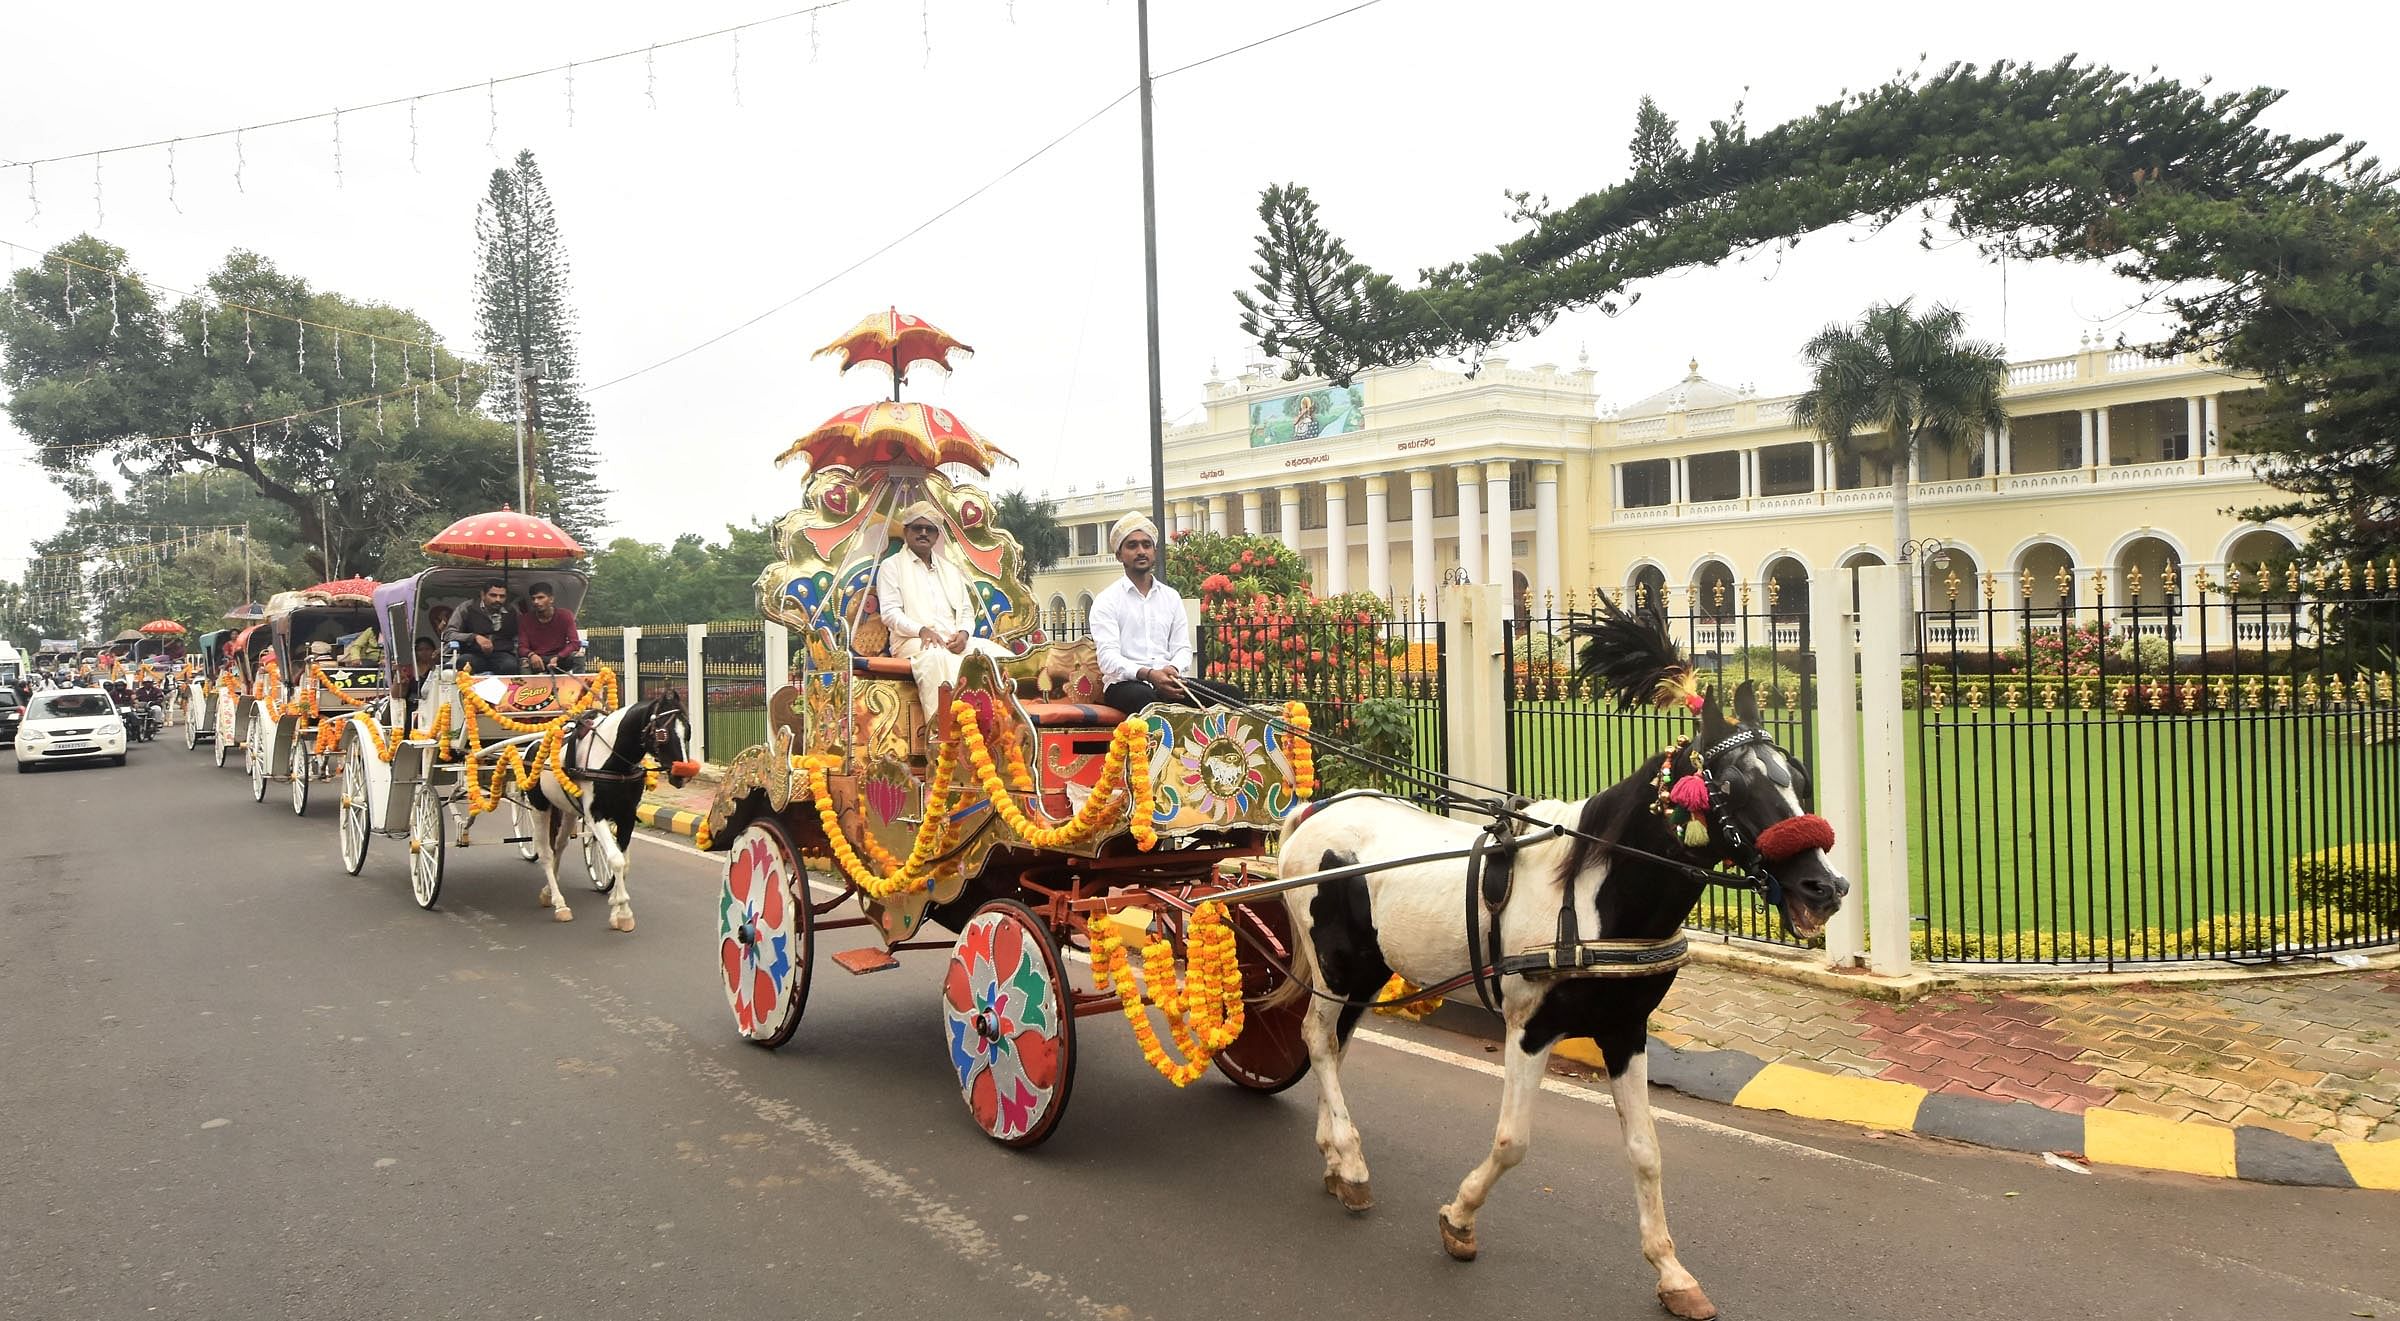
left=1019, top=701, right=1127, bottom=728
left=852, top=655, right=915, bottom=678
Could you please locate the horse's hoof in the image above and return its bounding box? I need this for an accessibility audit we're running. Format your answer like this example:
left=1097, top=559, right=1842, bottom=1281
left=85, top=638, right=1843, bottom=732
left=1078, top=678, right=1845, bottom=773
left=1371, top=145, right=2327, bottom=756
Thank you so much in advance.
left=1322, top=1174, right=1374, bottom=1213
left=553, top=907, right=574, bottom=923
left=1438, top=1212, right=1478, bottom=1261
left=610, top=915, right=636, bottom=932
left=1658, top=1286, right=1717, bottom=1320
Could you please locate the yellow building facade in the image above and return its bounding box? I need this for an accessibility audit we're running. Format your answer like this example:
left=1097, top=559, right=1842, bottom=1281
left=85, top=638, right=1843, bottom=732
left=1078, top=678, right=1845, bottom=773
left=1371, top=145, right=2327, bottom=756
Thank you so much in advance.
left=1031, top=338, right=2301, bottom=632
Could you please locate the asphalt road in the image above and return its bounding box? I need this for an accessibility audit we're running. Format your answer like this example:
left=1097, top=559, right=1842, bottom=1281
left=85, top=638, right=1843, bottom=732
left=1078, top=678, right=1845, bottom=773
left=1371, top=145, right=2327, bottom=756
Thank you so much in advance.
left=4, top=741, right=2394, bottom=1321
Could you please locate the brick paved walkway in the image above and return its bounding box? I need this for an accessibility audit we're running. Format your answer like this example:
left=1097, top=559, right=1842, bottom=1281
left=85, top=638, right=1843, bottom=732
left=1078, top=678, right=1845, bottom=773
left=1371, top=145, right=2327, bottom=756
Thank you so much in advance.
left=1650, top=961, right=2400, bottom=1145
left=644, top=777, right=2398, bottom=1148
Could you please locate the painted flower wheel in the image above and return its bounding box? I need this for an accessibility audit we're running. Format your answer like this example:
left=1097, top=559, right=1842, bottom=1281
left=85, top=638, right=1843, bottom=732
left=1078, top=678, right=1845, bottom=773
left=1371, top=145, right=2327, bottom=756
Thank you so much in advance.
left=940, top=899, right=1076, bottom=1148
left=719, top=817, right=813, bottom=1048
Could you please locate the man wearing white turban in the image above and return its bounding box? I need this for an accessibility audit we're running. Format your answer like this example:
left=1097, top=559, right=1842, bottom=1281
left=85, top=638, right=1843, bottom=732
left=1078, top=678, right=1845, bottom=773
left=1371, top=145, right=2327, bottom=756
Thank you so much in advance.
left=876, top=501, right=1012, bottom=719
left=1089, top=511, right=1239, bottom=712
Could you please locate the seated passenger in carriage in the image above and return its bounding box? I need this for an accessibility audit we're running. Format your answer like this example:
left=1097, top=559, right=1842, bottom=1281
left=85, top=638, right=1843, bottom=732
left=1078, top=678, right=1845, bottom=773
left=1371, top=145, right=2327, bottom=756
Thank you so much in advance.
left=515, top=581, right=582, bottom=673
left=875, top=501, right=1013, bottom=719
left=1090, top=511, right=1243, bottom=713
left=392, top=637, right=439, bottom=702
left=445, top=580, right=523, bottom=675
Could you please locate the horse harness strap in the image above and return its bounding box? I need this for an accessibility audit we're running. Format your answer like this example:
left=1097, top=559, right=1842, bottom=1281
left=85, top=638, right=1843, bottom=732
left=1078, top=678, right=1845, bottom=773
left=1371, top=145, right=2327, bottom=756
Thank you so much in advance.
left=1464, top=801, right=1688, bottom=1010
left=563, top=713, right=647, bottom=784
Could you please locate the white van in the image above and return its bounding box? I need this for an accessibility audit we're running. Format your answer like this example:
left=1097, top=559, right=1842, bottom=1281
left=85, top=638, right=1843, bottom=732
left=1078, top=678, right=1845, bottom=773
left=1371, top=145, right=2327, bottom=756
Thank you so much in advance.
left=0, top=641, right=23, bottom=685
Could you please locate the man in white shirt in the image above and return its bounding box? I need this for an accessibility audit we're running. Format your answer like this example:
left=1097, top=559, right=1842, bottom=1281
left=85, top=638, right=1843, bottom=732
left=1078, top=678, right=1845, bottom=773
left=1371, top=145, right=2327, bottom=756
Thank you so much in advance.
left=875, top=501, right=1012, bottom=718
left=1089, top=511, right=1242, bottom=712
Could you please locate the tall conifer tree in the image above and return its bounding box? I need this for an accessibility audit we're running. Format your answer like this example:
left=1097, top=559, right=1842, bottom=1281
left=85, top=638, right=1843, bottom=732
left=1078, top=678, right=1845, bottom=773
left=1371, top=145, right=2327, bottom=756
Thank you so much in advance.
left=474, top=150, right=605, bottom=543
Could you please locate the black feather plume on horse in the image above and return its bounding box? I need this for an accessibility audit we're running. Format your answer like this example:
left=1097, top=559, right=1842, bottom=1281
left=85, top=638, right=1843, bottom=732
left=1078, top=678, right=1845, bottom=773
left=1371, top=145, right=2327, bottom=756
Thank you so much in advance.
left=1568, top=591, right=1694, bottom=712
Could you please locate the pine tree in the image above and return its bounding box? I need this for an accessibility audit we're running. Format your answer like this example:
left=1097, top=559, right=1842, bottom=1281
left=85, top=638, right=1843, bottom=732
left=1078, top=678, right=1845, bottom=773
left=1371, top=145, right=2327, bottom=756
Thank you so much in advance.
left=474, top=150, right=606, bottom=544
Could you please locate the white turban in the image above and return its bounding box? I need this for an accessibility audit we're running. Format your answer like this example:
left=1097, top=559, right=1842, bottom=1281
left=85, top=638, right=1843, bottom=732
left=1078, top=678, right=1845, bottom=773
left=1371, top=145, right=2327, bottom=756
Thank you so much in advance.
left=1108, top=511, right=1160, bottom=553
left=896, top=500, right=944, bottom=533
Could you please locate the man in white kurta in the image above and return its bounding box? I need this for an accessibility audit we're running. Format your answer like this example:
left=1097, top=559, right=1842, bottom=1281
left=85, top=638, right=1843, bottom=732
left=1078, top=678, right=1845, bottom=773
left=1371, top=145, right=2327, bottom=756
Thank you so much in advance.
left=875, top=502, right=1012, bottom=719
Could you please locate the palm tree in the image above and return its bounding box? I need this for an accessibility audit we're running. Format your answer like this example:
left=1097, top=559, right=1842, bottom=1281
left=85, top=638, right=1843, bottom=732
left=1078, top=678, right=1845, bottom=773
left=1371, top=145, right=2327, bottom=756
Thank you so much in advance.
left=995, top=490, right=1070, bottom=574
left=1792, top=300, right=2008, bottom=632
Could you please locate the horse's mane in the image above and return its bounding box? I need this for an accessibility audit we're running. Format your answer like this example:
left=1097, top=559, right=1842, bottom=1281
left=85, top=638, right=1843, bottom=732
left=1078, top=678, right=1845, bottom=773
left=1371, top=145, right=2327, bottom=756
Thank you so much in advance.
left=1568, top=592, right=1690, bottom=711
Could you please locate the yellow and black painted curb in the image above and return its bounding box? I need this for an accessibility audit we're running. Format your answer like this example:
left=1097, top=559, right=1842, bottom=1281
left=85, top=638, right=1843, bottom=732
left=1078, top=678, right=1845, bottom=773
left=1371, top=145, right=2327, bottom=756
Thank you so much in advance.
left=635, top=801, right=707, bottom=839
left=1426, top=1003, right=2395, bottom=1191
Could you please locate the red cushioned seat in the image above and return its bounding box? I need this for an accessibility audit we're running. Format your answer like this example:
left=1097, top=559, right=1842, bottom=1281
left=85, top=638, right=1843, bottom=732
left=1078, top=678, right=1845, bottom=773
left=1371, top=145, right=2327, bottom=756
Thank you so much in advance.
left=1019, top=701, right=1127, bottom=728
left=850, top=655, right=915, bottom=678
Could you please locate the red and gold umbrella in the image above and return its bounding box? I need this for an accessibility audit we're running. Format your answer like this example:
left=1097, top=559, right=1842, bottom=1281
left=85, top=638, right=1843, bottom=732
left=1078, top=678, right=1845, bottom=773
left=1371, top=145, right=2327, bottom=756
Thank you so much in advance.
left=137, top=619, right=187, bottom=636
left=814, top=308, right=972, bottom=398
left=775, top=401, right=1012, bottom=476
left=420, top=506, right=584, bottom=564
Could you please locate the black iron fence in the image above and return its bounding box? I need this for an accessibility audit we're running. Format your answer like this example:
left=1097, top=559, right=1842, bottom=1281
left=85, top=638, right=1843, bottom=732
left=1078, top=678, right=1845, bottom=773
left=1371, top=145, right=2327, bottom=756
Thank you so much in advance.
left=1505, top=589, right=1817, bottom=948
left=701, top=619, right=769, bottom=759
left=634, top=626, right=689, bottom=702
left=1196, top=610, right=1448, bottom=806
left=1913, top=565, right=2400, bottom=965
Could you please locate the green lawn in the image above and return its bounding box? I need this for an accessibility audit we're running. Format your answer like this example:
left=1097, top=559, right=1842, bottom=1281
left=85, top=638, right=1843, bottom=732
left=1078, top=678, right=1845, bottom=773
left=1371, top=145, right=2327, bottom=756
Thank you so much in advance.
left=1498, top=704, right=2400, bottom=959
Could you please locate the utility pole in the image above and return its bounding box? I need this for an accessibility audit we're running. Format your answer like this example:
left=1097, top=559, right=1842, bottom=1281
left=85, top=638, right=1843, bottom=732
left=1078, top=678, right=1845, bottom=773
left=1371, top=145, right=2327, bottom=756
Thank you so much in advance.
left=1136, top=0, right=1166, bottom=535
left=320, top=496, right=335, bottom=581
left=241, top=520, right=252, bottom=607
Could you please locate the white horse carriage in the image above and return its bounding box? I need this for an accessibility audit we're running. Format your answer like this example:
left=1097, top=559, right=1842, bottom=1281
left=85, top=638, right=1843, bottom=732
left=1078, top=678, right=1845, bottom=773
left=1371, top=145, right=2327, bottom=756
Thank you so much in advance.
left=241, top=582, right=386, bottom=816
left=330, top=510, right=696, bottom=928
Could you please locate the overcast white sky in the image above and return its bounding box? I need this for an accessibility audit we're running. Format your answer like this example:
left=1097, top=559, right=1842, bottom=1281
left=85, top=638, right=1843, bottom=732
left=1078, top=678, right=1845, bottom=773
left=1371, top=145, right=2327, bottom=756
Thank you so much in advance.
left=3, top=0, right=2388, bottom=578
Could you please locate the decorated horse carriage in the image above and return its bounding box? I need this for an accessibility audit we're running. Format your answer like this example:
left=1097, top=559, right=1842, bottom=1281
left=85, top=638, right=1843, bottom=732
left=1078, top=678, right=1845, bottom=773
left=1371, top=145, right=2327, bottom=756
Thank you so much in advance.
left=240, top=582, right=387, bottom=815
left=695, top=311, right=1318, bottom=1147
left=211, top=617, right=271, bottom=768
left=181, top=628, right=239, bottom=750
left=330, top=512, right=682, bottom=926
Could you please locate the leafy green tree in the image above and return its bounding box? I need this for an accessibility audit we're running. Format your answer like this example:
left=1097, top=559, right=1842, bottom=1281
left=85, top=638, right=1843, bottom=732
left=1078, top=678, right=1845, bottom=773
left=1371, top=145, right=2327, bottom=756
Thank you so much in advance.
left=1235, top=59, right=2396, bottom=559
left=475, top=150, right=605, bottom=544
left=1, top=238, right=516, bottom=581
left=583, top=521, right=777, bottom=626
left=1792, top=300, right=2007, bottom=626
left=995, top=491, right=1068, bottom=573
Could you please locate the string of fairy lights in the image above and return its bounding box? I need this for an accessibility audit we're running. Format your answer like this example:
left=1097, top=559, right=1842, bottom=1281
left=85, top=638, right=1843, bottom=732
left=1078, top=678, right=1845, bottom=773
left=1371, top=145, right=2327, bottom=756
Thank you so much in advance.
left=4, top=525, right=255, bottom=628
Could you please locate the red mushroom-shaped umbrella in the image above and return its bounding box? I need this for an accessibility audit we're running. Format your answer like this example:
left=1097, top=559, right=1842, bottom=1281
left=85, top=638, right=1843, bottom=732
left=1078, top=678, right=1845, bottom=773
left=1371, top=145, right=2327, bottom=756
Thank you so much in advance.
left=137, top=619, right=187, bottom=635
left=307, top=577, right=379, bottom=603
left=420, top=506, right=584, bottom=564
left=774, top=401, right=1012, bottom=476
left=813, top=308, right=972, bottom=399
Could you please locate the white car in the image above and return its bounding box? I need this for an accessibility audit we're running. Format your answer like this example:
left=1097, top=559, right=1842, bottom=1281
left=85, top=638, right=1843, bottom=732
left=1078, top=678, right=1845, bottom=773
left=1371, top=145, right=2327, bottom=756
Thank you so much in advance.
left=13, top=688, right=129, bottom=772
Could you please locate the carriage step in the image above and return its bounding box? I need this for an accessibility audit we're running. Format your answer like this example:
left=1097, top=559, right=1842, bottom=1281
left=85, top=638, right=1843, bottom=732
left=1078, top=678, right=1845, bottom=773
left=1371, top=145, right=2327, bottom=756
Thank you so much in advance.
left=831, top=948, right=901, bottom=976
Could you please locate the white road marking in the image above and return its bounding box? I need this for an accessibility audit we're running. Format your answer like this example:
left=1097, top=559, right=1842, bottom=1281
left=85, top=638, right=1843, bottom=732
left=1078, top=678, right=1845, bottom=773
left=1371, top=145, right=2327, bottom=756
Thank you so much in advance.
left=633, top=823, right=1954, bottom=1185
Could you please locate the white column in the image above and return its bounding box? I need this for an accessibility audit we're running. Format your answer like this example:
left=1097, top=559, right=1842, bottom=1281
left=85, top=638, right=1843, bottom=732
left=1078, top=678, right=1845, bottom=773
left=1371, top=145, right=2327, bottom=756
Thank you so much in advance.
left=1363, top=475, right=1391, bottom=598
left=1809, top=567, right=1865, bottom=968
left=1239, top=490, right=1262, bottom=538
left=2185, top=396, right=2204, bottom=460
left=1453, top=466, right=1481, bottom=585
left=1532, top=462, right=1562, bottom=614
left=1277, top=485, right=1303, bottom=553
left=1483, top=460, right=1513, bottom=592
left=2203, top=394, right=2221, bottom=457
left=1997, top=421, right=2013, bottom=474
left=2095, top=406, right=2112, bottom=467
left=1908, top=448, right=1923, bottom=483
left=1322, top=480, right=1348, bottom=596
left=1409, top=470, right=1436, bottom=611
left=622, top=626, right=641, bottom=699
left=2079, top=409, right=2096, bottom=468
left=1610, top=463, right=1626, bottom=512
left=1670, top=455, right=1687, bottom=505
left=684, top=623, right=709, bottom=765
left=1856, top=563, right=1913, bottom=977
left=1981, top=425, right=1997, bottom=478
left=1207, top=494, right=1229, bottom=535
left=1815, top=442, right=1830, bottom=494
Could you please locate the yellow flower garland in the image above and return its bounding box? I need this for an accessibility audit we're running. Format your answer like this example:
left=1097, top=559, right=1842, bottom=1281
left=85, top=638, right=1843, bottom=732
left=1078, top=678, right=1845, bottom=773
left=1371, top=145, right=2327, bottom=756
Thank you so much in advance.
left=949, top=700, right=1154, bottom=852
left=1087, top=900, right=1246, bottom=1085
left=1371, top=974, right=1443, bottom=1021
left=450, top=667, right=623, bottom=816
left=1284, top=700, right=1315, bottom=800
left=802, top=739, right=965, bottom=899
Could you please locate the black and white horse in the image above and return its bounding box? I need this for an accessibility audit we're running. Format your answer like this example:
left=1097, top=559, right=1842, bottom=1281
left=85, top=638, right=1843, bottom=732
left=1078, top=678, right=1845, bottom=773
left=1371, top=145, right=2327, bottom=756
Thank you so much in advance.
left=1272, top=600, right=1847, bottom=1321
left=527, top=691, right=694, bottom=932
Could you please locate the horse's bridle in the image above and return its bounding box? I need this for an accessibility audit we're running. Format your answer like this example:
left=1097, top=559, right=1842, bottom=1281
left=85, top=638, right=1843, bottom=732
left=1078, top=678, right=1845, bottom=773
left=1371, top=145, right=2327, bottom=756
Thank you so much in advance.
left=1669, top=726, right=1833, bottom=912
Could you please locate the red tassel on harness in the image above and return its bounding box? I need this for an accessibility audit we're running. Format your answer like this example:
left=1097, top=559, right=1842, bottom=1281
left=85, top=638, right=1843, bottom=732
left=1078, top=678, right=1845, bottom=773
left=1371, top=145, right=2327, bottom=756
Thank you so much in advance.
left=1756, top=814, right=1834, bottom=862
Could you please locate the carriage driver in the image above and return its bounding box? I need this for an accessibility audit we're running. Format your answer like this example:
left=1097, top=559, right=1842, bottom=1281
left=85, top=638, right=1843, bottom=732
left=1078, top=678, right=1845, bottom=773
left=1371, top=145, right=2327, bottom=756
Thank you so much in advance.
left=875, top=500, right=1013, bottom=719
left=1090, top=511, right=1242, bottom=712
left=446, top=579, right=523, bottom=675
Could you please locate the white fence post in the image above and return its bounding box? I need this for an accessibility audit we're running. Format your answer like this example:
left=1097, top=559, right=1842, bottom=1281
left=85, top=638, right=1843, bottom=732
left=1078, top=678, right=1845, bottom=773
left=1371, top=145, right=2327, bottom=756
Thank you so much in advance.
left=622, top=626, right=641, bottom=703
left=763, top=620, right=790, bottom=700
left=1856, top=564, right=1915, bottom=976
left=1440, top=581, right=1512, bottom=817
left=685, top=623, right=709, bottom=766
left=1809, top=574, right=1866, bottom=968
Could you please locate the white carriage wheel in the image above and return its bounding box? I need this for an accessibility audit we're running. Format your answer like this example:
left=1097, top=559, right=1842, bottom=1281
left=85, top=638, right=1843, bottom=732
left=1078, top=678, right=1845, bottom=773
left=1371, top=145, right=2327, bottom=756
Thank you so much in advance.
left=290, top=747, right=312, bottom=815
left=719, top=816, right=811, bottom=1048
left=513, top=800, right=541, bottom=863
left=582, top=821, right=618, bottom=894
left=246, top=715, right=268, bottom=803
left=183, top=711, right=199, bottom=750
left=408, top=781, right=445, bottom=910
left=338, top=737, right=371, bottom=876
left=212, top=725, right=229, bottom=766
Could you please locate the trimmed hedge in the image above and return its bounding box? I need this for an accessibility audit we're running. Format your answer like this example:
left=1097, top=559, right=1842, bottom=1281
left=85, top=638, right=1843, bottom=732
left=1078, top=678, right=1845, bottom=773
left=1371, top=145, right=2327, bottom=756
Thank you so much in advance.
left=2292, top=844, right=2400, bottom=922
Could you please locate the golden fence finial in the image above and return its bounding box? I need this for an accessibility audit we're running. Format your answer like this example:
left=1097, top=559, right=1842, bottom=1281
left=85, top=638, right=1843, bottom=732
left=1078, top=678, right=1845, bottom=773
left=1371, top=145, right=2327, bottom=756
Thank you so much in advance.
left=1710, top=579, right=1725, bottom=609
left=1981, top=570, right=1997, bottom=601
left=2020, top=568, right=2035, bottom=600
left=2091, top=567, right=2109, bottom=603
left=2328, top=674, right=2349, bottom=706
left=2126, top=563, right=2144, bottom=597
left=1632, top=584, right=1647, bottom=610
left=1766, top=577, right=1783, bottom=608
left=2366, top=561, right=2381, bottom=593
left=1738, top=580, right=1753, bottom=611
left=2055, top=564, right=2073, bottom=598
left=1543, top=588, right=1556, bottom=615
left=1611, top=586, right=1626, bottom=610
left=2286, top=562, right=2303, bottom=594
left=1944, top=569, right=1961, bottom=605
left=2194, top=563, right=2214, bottom=595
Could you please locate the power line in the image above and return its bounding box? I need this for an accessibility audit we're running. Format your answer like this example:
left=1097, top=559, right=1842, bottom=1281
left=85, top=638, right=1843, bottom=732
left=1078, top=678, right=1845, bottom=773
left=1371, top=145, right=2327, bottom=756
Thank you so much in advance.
left=586, top=0, right=1402, bottom=393
left=0, top=0, right=867, bottom=175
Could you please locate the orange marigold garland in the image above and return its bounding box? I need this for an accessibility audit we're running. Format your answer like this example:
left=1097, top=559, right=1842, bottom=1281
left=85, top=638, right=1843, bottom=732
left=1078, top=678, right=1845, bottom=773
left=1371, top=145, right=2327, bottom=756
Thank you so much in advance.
left=950, top=701, right=1148, bottom=852
left=1087, top=901, right=1246, bottom=1086
left=1284, top=700, right=1315, bottom=800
